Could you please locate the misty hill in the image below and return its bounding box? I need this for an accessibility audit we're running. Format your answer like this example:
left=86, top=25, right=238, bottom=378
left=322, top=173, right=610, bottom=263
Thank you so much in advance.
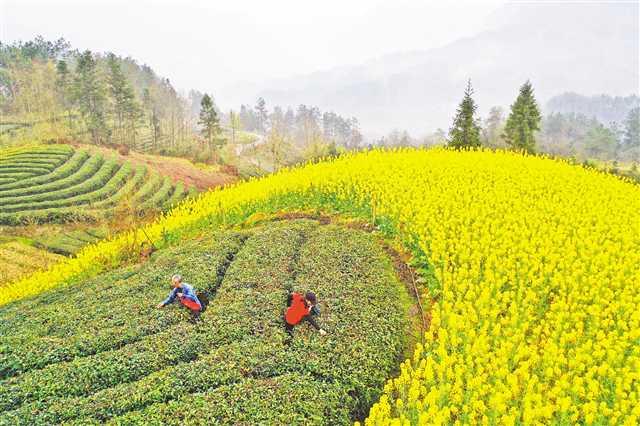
left=221, top=2, right=639, bottom=137
left=546, top=93, right=639, bottom=126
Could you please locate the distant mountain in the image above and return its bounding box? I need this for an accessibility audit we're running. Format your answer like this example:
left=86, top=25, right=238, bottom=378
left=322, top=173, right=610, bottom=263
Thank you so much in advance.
left=220, top=2, right=639, bottom=137
left=546, top=93, right=639, bottom=125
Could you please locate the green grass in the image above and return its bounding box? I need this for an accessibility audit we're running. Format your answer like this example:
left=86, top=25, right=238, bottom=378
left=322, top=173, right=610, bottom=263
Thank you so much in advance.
left=0, top=220, right=410, bottom=425
left=0, top=241, right=64, bottom=284
left=33, top=228, right=109, bottom=256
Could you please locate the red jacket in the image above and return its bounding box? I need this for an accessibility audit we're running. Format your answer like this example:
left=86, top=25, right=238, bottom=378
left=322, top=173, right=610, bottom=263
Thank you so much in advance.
left=285, top=292, right=310, bottom=325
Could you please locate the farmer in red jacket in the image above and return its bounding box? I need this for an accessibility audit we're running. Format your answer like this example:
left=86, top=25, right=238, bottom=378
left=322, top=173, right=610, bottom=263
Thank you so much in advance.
left=284, top=290, right=327, bottom=339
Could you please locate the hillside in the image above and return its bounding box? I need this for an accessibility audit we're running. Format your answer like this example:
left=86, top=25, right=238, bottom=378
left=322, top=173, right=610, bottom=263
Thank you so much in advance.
left=1, top=148, right=637, bottom=424
left=0, top=144, right=195, bottom=225
left=0, top=219, right=410, bottom=425
left=0, top=142, right=236, bottom=285
left=0, top=238, right=63, bottom=284
left=220, top=2, right=639, bottom=135
left=76, top=143, right=235, bottom=191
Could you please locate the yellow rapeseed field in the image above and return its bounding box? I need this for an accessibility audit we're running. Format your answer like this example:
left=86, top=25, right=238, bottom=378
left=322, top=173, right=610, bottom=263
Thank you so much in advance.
left=2, top=148, right=639, bottom=425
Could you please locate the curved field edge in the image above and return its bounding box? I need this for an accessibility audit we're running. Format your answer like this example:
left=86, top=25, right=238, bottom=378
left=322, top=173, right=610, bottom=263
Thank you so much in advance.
left=0, top=144, right=192, bottom=225
left=1, top=148, right=639, bottom=424
left=0, top=220, right=411, bottom=425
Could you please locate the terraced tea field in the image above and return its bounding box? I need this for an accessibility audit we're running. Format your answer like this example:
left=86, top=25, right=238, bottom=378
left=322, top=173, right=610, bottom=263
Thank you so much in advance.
left=0, top=219, right=410, bottom=425
left=32, top=228, right=109, bottom=256
left=0, top=240, right=63, bottom=284
left=0, top=144, right=195, bottom=225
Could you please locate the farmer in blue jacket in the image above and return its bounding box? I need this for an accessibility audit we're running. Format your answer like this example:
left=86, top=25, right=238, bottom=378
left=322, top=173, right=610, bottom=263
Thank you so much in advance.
left=157, top=274, right=202, bottom=322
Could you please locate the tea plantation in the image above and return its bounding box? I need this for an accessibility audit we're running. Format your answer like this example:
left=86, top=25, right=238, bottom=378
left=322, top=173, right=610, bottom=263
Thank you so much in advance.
left=0, top=220, right=410, bottom=425
left=0, top=144, right=194, bottom=225
left=0, top=240, right=63, bottom=284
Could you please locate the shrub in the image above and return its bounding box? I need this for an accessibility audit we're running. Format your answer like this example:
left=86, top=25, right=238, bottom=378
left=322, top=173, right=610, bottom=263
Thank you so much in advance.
left=0, top=221, right=408, bottom=425
left=139, top=176, right=172, bottom=211
left=0, top=150, right=90, bottom=194
left=0, top=156, right=115, bottom=209
left=3, top=148, right=638, bottom=424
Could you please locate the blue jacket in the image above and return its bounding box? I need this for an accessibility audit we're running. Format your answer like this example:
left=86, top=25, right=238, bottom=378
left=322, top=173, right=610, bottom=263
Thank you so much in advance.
left=161, top=283, right=201, bottom=307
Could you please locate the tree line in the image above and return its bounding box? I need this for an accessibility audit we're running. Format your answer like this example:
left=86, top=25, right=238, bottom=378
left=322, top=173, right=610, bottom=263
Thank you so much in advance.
left=391, top=80, right=639, bottom=163
left=197, top=95, right=364, bottom=170
left=0, top=36, right=204, bottom=155
left=1, top=37, right=364, bottom=170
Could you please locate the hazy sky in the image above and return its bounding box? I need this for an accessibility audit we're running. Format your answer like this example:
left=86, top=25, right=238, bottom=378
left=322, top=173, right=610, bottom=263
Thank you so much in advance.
left=1, top=0, right=506, bottom=94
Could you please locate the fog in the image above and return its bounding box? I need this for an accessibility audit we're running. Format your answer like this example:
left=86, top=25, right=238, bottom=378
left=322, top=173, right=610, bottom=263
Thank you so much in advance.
left=1, top=0, right=504, bottom=92
left=1, top=0, right=638, bottom=135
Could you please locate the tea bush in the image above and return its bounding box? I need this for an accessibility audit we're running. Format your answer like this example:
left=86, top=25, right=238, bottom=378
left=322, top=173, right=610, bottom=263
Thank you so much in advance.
left=0, top=145, right=193, bottom=224
left=3, top=147, right=638, bottom=424
left=0, top=220, right=408, bottom=425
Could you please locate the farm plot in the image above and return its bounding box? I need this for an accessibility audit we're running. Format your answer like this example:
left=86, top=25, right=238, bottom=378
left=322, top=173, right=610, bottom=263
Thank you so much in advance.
left=0, top=241, right=63, bottom=284
left=0, top=220, right=410, bottom=425
left=33, top=228, right=109, bottom=256
left=0, top=144, right=194, bottom=225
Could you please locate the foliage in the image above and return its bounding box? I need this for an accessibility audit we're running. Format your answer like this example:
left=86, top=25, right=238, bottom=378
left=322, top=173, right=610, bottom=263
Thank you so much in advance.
left=73, top=50, right=109, bottom=143
left=0, top=37, right=202, bottom=156
left=504, top=80, right=541, bottom=153
left=1, top=148, right=637, bottom=424
left=584, top=122, right=618, bottom=160
left=198, top=93, right=222, bottom=153
left=546, top=92, right=639, bottom=125
left=0, top=241, right=63, bottom=284
left=447, top=80, right=481, bottom=149
left=0, top=144, right=191, bottom=225
left=106, top=53, right=142, bottom=145
left=33, top=228, right=108, bottom=256
left=238, top=101, right=364, bottom=151
left=482, top=106, right=506, bottom=148
left=0, top=221, right=408, bottom=425
left=622, top=107, right=639, bottom=161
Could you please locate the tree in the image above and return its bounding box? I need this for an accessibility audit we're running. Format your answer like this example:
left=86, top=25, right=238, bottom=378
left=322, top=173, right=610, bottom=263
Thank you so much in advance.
left=504, top=80, right=541, bottom=153
left=483, top=106, right=505, bottom=148
left=239, top=104, right=258, bottom=131
left=73, top=50, right=108, bottom=144
left=623, top=107, right=639, bottom=149
left=198, top=93, right=221, bottom=154
left=255, top=97, right=268, bottom=134
left=142, top=88, right=160, bottom=148
left=348, top=117, right=363, bottom=150
left=265, top=110, right=291, bottom=171
left=107, top=53, right=141, bottom=146
left=448, top=80, right=481, bottom=149
left=398, top=131, right=412, bottom=147
left=423, top=128, right=447, bottom=147
left=295, top=104, right=321, bottom=147
left=622, top=107, right=640, bottom=161
left=229, top=109, right=241, bottom=144
left=55, top=59, right=73, bottom=126
left=584, top=124, right=617, bottom=160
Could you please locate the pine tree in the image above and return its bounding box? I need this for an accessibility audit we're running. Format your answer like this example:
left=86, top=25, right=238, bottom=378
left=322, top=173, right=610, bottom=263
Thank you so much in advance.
left=483, top=106, right=505, bottom=148
left=255, top=97, right=268, bottom=134
left=142, top=88, right=161, bottom=149
left=199, top=93, right=221, bottom=154
left=623, top=107, right=640, bottom=161
left=106, top=53, right=141, bottom=146
left=448, top=80, right=482, bottom=149
left=503, top=80, right=541, bottom=153
left=623, top=107, right=639, bottom=148
left=73, top=50, right=108, bottom=144
left=55, top=59, right=73, bottom=126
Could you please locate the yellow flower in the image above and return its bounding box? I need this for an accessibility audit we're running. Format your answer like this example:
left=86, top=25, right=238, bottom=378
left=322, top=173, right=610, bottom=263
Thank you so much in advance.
left=2, top=148, right=638, bottom=425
